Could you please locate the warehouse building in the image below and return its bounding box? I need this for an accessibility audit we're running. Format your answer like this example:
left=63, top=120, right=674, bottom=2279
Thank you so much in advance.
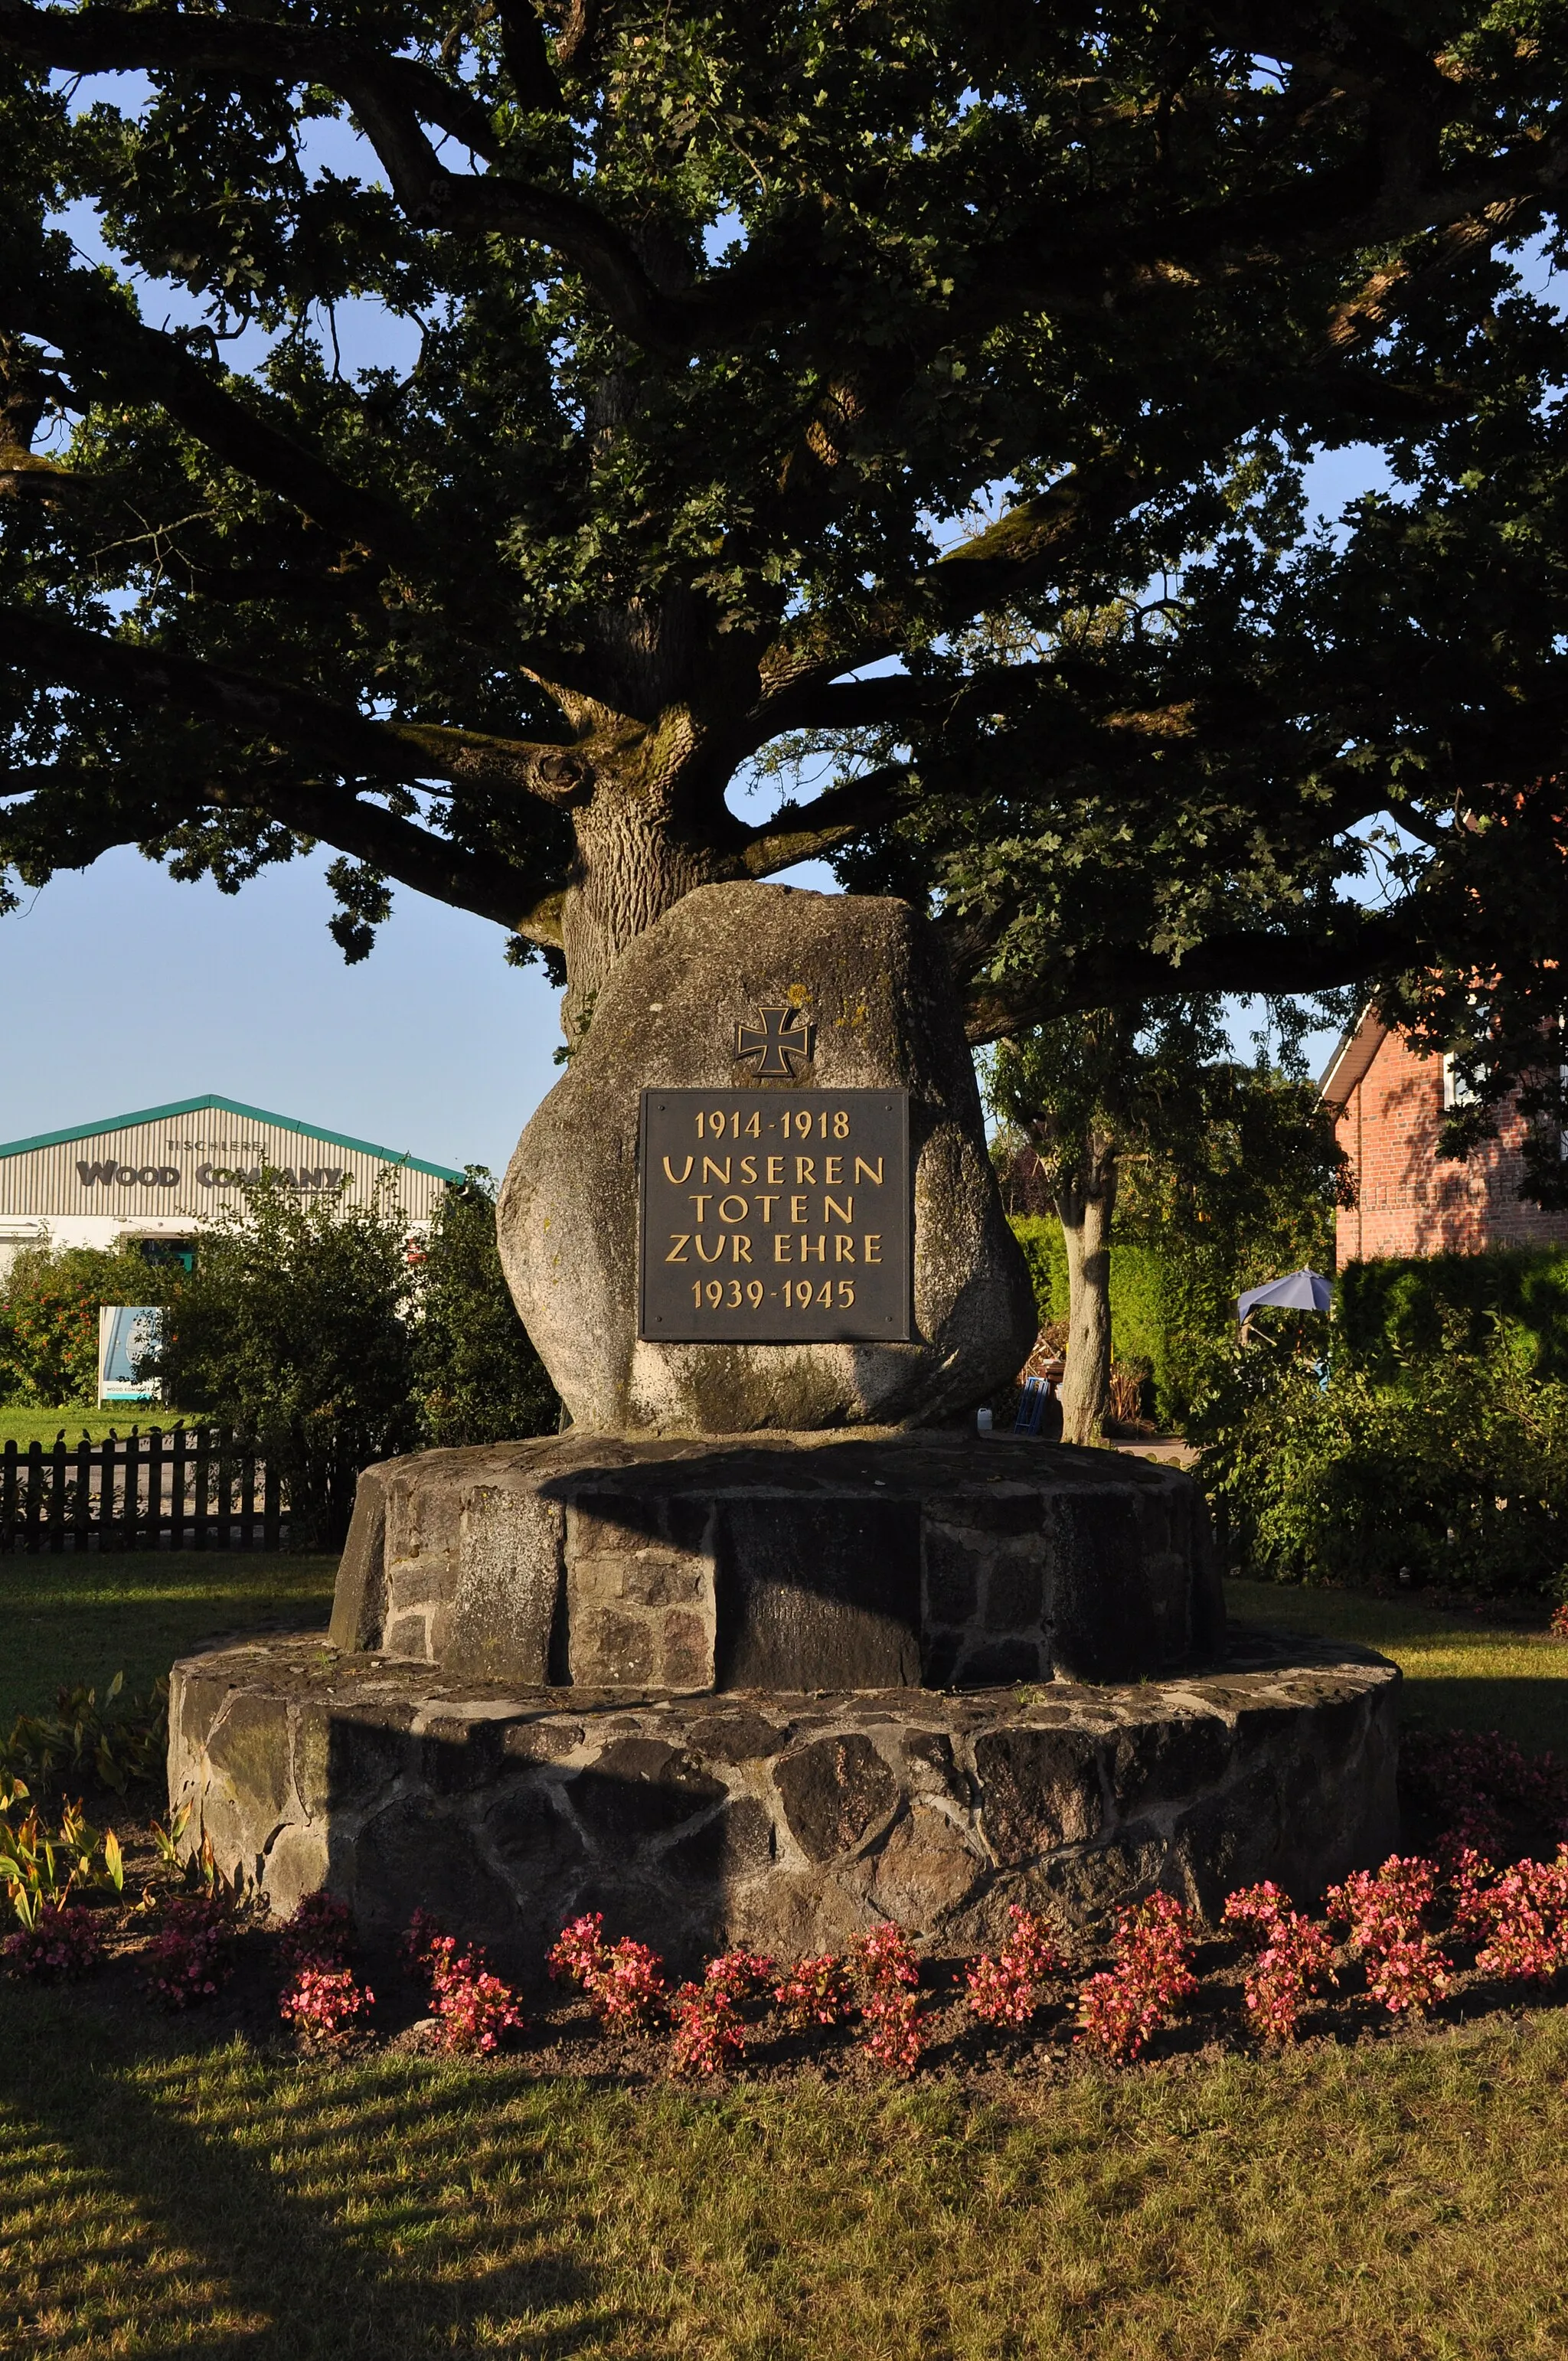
left=0, top=1093, right=464, bottom=1278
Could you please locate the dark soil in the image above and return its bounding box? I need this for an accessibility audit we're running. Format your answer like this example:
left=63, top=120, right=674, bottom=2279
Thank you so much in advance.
left=17, top=1811, right=1567, bottom=2095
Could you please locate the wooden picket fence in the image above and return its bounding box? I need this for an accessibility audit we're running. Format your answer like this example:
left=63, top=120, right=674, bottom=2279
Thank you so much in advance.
left=0, top=1426, right=287, bottom=1554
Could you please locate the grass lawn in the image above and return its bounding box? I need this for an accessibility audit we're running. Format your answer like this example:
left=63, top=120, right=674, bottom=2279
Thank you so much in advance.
left=1, top=1988, right=1565, bottom=2358
left=1226, top=1578, right=1568, bottom=1757
left=0, top=1550, right=336, bottom=1726
left=0, top=1406, right=202, bottom=1447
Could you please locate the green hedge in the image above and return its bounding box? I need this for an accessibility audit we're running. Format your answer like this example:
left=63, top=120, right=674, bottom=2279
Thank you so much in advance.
left=1008, top=1215, right=1295, bottom=1425
left=1338, top=1249, right=1568, bottom=1384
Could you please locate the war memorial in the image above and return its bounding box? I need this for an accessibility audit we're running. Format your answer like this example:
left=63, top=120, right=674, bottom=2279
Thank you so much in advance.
left=167, top=884, right=1397, bottom=1967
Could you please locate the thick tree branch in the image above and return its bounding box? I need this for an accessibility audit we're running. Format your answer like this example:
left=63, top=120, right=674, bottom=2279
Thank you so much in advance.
left=737, top=765, right=913, bottom=877
left=958, top=903, right=1434, bottom=1044
left=0, top=604, right=579, bottom=801
left=2, top=260, right=432, bottom=569
left=223, top=775, right=551, bottom=936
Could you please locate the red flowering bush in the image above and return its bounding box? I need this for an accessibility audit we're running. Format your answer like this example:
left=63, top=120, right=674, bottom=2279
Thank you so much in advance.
left=2, top=1899, right=104, bottom=1981
left=702, top=1949, right=775, bottom=2005
left=1550, top=1602, right=1568, bottom=1641
left=669, top=1977, right=746, bottom=2075
left=399, top=1910, right=523, bottom=2052
left=547, top=1912, right=606, bottom=1990
left=1326, top=1856, right=1452, bottom=2015
left=1221, top=1883, right=1336, bottom=2043
left=667, top=1951, right=775, bottom=2077
left=425, top=1933, right=524, bottom=2054
left=400, top=1905, right=446, bottom=1977
left=850, top=1923, right=928, bottom=2076
left=1403, top=1728, right=1568, bottom=1852
left=1452, top=1847, right=1568, bottom=1984
left=965, top=1905, right=1066, bottom=2030
left=145, top=1892, right=234, bottom=2008
left=773, top=1953, right=854, bottom=2030
left=280, top=1963, right=374, bottom=2040
left=547, top=1912, right=669, bottom=2030
left=1076, top=1892, right=1198, bottom=2062
left=276, top=1891, right=371, bottom=2040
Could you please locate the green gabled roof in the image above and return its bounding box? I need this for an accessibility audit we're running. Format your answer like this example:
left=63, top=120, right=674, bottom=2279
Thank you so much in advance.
left=0, top=1094, right=465, bottom=1182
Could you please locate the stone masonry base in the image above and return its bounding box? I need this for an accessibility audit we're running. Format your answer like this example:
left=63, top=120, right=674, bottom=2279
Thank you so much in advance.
left=168, top=1625, right=1400, bottom=1972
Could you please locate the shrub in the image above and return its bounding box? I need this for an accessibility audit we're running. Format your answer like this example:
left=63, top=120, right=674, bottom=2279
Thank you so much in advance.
left=850, top=1923, right=928, bottom=2076
left=278, top=1890, right=353, bottom=1971
left=1193, top=1317, right=1568, bottom=1597
left=2, top=1672, right=168, bottom=1799
left=1449, top=1848, right=1568, bottom=1985
left=280, top=1963, right=374, bottom=2040
left=1221, top=1883, right=1337, bottom=2043
left=1403, top=1727, right=1568, bottom=1850
left=669, top=1977, right=745, bottom=2076
left=423, top=1934, right=524, bottom=2054
left=153, top=1169, right=417, bottom=1547
left=1337, top=1249, right=1568, bottom=1388
left=668, top=1951, right=776, bottom=2075
left=410, top=1170, right=557, bottom=1445
left=965, top=1905, right=1067, bottom=2028
left=276, top=1891, right=371, bottom=2039
left=0, top=1240, right=174, bottom=1406
left=0, top=1781, right=124, bottom=1931
left=1076, top=1892, right=1198, bottom=2062
left=145, top=1892, right=234, bottom=2008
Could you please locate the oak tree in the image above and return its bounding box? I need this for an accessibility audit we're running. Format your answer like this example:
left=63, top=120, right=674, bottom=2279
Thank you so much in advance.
left=2, top=0, right=1566, bottom=1159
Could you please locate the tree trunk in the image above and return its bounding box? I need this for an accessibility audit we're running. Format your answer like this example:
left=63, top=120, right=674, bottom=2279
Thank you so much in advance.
left=559, top=782, right=728, bottom=1042
left=1054, top=1128, right=1119, bottom=1446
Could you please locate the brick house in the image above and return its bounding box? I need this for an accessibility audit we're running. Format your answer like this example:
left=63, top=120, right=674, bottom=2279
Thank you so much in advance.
left=1320, top=1009, right=1568, bottom=1263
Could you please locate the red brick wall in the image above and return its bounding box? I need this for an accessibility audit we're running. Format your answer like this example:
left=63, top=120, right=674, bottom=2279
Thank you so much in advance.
left=1334, top=1029, right=1568, bottom=1263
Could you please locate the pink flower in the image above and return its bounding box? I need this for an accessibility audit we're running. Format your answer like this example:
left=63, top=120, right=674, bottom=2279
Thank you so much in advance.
left=965, top=1905, right=1066, bottom=2029
left=773, top=1954, right=854, bottom=2030
left=280, top=1963, right=374, bottom=2040
left=1222, top=1884, right=1335, bottom=2043
left=1075, top=1892, right=1197, bottom=2062
left=1325, top=1856, right=1452, bottom=2016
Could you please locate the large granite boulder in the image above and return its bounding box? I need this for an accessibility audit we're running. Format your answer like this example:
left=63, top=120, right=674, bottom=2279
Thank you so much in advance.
left=498, top=882, right=1036, bottom=1434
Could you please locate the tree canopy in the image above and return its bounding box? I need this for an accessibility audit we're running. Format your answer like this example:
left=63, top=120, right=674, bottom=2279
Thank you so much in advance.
left=2, top=0, right=1566, bottom=1173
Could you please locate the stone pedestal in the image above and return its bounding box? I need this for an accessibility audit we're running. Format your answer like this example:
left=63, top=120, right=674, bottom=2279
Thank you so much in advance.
left=168, top=1623, right=1400, bottom=1964
left=328, top=1431, right=1223, bottom=1692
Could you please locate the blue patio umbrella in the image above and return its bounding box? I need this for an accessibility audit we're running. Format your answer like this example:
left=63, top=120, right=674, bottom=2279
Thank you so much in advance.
left=1236, top=1269, right=1333, bottom=1324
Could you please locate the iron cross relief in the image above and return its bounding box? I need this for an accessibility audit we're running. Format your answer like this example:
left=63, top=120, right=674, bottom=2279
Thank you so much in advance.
left=733, top=1004, right=817, bottom=1078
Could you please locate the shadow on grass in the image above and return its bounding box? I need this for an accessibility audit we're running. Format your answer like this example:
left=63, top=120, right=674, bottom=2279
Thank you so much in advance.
left=0, top=1550, right=338, bottom=1726
left=1395, top=1675, right=1568, bottom=1749
left=0, top=1988, right=627, bottom=2359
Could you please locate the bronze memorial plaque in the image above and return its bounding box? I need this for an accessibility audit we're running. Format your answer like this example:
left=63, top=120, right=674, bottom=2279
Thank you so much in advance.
left=639, top=1088, right=911, bottom=1341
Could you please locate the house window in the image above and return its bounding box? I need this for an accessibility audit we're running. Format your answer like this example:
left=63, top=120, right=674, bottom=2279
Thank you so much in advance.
left=1442, top=1053, right=1480, bottom=1110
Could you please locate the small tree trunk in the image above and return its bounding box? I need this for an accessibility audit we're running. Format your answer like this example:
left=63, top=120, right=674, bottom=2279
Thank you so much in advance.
left=1054, top=1129, right=1119, bottom=1445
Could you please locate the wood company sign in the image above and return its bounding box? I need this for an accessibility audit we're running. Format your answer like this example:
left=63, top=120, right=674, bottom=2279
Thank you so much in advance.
left=638, top=1008, right=911, bottom=1343
left=0, top=1093, right=463, bottom=1229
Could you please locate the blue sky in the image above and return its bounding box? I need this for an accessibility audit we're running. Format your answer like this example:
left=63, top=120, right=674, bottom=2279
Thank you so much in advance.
left=2, top=88, right=1392, bottom=1161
